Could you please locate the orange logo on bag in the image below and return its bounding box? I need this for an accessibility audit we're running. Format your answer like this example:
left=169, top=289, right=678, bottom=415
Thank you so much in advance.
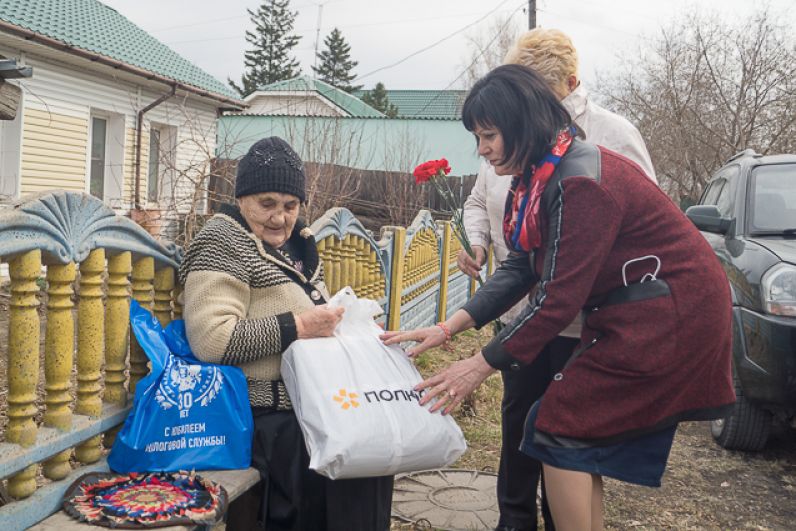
left=333, top=389, right=360, bottom=410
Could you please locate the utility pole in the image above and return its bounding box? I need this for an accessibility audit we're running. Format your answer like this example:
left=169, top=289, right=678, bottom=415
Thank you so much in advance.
left=528, top=0, right=536, bottom=29
left=313, top=2, right=324, bottom=76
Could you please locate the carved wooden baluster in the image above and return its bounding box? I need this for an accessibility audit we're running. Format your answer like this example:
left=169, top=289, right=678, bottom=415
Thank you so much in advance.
left=130, top=256, right=154, bottom=393
left=154, top=266, right=175, bottom=328
left=43, top=261, right=76, bottom=480
left=75, top=249, right=105, bottom=464
left=103, top=252, right=131, bottom=447
left=6, top=250, right=42, bottom=499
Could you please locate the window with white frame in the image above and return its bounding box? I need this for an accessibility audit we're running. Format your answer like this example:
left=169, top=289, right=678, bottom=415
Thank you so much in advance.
left=88, top=111, right=124, bottom=206
left=89, top=116, right=106, bottom=199
left=147, top=127, right=160, bottom=202
left=146, top=123, right=176, bottom=205
left=0, top=87, right=23, bottom=201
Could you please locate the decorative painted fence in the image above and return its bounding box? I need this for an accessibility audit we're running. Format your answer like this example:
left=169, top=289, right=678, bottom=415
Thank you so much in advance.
left=0, top=191, right=490, bottom=528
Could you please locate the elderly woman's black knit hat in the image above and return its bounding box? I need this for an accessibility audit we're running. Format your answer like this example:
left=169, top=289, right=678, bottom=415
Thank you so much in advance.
left=235, top=136, right=306, bottom=202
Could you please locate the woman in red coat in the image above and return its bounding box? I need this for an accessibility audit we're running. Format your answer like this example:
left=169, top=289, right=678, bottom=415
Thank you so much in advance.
left=382, top=64, right=735, bottom=530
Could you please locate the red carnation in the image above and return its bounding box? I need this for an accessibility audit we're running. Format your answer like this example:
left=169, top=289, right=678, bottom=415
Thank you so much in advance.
left=413, top=158, right=451, bottom=184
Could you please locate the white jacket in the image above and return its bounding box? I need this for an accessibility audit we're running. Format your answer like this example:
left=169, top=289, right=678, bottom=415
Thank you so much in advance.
left=463, top=84, right=657, bottom=329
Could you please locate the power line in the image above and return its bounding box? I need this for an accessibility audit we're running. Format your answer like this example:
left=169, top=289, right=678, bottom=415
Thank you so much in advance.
left=352, top=0, right=518, bottom=82
left=164, top=7, right=522, bottom=46
left=408, top=2, right=527, bottom=117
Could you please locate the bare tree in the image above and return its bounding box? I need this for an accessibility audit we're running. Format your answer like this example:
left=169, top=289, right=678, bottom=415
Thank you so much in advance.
left=459, top=13, right=522, bottom=90
left=282, top=118, right=366, bottom=222
left=596, top=8, right=796, bottom=206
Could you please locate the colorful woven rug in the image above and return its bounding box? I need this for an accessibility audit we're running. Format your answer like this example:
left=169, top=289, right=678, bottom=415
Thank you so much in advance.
left=62, top=471, right=228, bottom=528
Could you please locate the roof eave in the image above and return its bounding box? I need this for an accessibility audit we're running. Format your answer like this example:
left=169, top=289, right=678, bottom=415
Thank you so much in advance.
left=0, top=19, right=245, bottom=109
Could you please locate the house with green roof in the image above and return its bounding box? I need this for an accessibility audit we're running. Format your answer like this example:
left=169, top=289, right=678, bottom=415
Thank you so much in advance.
left=353, top=89, right=466, bottom=120
left=242, top=76, right=384, bottom=118
left=220, top=78, right=478, bottom=176
left=0, top=0, right=244, bottom=235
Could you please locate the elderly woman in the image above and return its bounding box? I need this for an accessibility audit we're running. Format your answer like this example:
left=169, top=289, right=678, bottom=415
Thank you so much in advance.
left=180, top=137, right=393, bottom=531
left=382, top=65, right=735, bottom=531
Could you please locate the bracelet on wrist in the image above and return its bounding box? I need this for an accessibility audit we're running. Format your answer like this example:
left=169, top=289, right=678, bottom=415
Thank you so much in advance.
left=436, top=322, right=452, bottom=344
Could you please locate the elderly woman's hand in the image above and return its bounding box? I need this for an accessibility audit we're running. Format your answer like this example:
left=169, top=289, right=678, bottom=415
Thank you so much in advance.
left=296, top=305, right=345, bottom=338
left=379, top=326, right=448, bottom=358
left=416, top=352, right=496, bottom=414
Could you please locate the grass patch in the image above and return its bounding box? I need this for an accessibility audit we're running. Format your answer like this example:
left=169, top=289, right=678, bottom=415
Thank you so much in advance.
left=412, top=327, right=502, bottom=473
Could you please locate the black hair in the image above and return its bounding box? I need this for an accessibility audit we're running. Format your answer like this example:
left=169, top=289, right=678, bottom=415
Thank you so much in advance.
left=462, top=64, right=572, bottom=170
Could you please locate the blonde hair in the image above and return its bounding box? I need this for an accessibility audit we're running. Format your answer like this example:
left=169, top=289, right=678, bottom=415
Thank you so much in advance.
left=503, top=28, right=578, bottom=98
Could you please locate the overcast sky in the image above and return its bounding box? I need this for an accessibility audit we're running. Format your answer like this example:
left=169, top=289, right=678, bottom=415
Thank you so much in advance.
left=101, top=0, right=795, bottom=92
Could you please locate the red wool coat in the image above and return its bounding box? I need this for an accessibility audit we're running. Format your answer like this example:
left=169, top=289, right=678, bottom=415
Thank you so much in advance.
left=463, top=140, right=735, bottom=443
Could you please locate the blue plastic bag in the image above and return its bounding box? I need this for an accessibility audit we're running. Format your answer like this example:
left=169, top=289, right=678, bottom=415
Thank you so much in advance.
left=108, top=300, right=253, bottom=473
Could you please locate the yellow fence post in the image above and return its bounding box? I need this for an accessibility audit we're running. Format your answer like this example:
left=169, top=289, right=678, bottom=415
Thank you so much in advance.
left=130, top=256, right=154, bottom=393
left=387, top=227, right=406, bottom=331
left=75, top=248, right=105, bottom=464
left=154, top=266, right=175, bottom=328
left=437, top=222, right=452, bottom=323
left=42, top=261, right=77, bottom=480
left=6, top=250, right=42, bottom=499
left=103, top=251, right=131, bottom=447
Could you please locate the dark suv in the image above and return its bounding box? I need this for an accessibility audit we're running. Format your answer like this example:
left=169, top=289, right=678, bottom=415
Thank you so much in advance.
left=686, top=149, right=796, bottom=451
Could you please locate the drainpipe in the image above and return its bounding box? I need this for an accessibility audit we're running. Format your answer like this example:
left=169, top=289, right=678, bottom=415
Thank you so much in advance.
left=134, top=85, right=176, bottom=210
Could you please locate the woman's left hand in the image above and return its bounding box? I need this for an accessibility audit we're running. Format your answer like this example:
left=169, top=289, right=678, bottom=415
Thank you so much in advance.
left=416, top=351, right=497, bottom=415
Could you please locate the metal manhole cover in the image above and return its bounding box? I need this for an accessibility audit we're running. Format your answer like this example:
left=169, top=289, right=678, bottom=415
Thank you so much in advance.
left=392, top=469, right=498, bottom=531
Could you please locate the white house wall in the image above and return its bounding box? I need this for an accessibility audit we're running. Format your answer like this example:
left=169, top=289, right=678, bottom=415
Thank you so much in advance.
left=244, top=93, right=345, bottom=117
left=0, top=42, right=219, bottom=215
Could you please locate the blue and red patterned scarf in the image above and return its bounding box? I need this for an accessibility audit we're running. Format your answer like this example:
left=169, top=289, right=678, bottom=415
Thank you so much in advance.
left=503, top=128, right=575, bottom=252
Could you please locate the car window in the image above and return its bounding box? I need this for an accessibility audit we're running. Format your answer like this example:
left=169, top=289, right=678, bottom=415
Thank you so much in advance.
left=701, top=179, right=725, bottom=206
left=749, top=164, right=796, bottom=233
left=715, top=166, right=740, bottom=217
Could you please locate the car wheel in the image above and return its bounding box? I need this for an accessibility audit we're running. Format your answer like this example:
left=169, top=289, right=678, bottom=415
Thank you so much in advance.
left=710, top=379, right=772, bottom=451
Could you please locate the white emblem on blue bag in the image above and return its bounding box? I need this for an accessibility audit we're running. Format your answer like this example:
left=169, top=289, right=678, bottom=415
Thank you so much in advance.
left=155, top=356, right=224, bottom=418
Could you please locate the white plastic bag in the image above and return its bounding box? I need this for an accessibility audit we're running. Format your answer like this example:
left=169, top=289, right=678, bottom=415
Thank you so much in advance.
left=281, top=287, right=467, bottom=479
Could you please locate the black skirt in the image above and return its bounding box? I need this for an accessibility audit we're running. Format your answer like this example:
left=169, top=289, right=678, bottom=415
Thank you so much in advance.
left=227, top=407, right=394, bottom=531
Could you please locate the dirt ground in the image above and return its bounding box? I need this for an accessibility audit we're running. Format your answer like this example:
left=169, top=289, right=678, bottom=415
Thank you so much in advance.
left=2, top=288, right=794, bottom=529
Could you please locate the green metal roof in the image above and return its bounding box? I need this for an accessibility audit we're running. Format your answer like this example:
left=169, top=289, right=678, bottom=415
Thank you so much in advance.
left=354, top=89, right=466, bottom=120
left=255, top=76, right=385, bottom=118
left=0, top=0, right=238, bottom=101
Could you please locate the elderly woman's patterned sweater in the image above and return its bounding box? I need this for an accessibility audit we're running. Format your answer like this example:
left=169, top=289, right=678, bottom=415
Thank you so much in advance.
left=179, top=204, right=329, bottom=410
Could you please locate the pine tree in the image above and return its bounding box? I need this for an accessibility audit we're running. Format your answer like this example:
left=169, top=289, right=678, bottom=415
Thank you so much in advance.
left=360, top=82, right=399, bottom=118
left=229, top=0, right=302, bottom=97
left=311, top=28, right=362, bottom=93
